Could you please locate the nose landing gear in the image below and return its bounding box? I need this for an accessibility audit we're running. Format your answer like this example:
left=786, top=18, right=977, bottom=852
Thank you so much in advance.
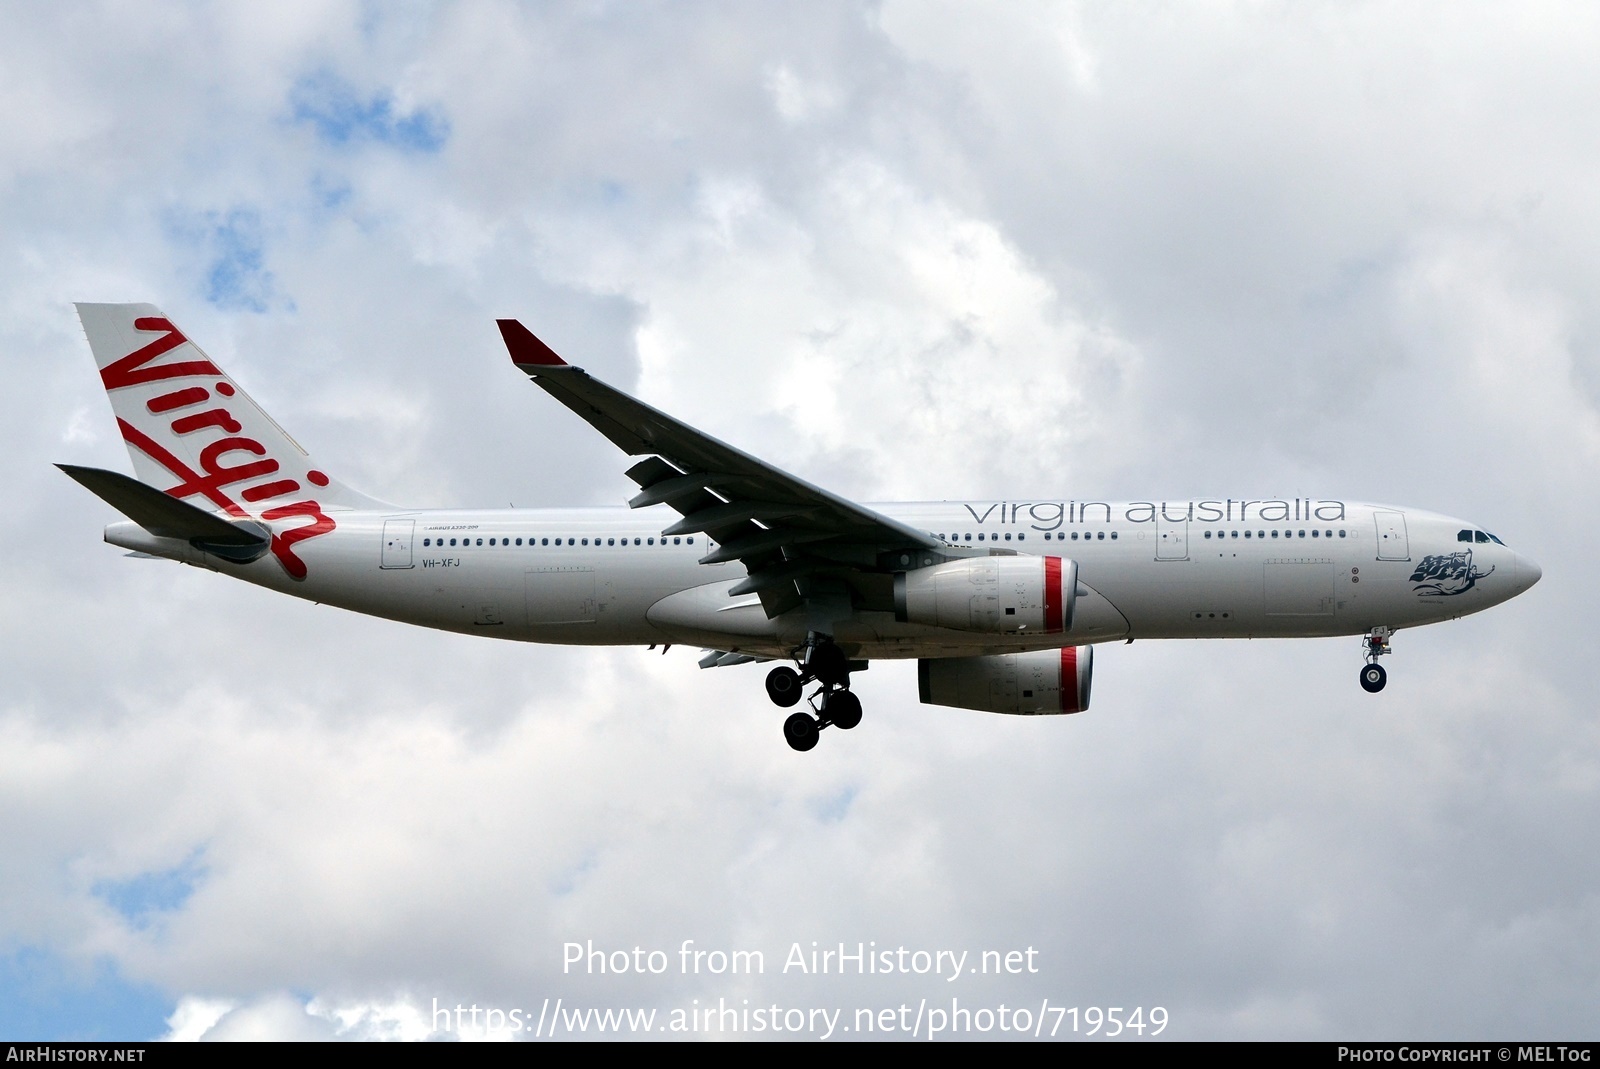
left=771, top=634, right=860, bottom=751
left=1360, top=627, right=1393, bottom=693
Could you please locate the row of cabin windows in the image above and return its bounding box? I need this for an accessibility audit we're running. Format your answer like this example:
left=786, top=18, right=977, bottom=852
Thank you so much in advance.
left=422, top=535, right=696, bottom=548
left=936, top=529, right=1349, bottom=544
left=1206, top=529, right=1345, bottom=540
left=420, top=525, right=1481, bottom=550
left=938, top=531, right=1118, bottom=542
left=1042, top=531, right=1113, bottom=541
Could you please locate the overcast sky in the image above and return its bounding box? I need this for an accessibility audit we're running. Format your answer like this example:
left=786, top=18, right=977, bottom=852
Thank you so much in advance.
left=2, top=1, right=1595, bottom=1041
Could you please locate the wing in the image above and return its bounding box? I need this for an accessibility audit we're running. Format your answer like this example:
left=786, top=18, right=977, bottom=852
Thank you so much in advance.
left=498, top=320, right=942, bottom=621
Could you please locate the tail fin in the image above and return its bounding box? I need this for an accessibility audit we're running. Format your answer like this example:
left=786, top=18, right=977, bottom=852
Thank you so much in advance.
left=75, top=303, right=387, bottom=511
left=73, top=303, right=390, bottom=579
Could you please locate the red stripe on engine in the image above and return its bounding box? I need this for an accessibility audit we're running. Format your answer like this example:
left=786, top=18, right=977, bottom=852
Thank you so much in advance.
left=1060, top=646, right=1080, bottom=713
left=1044, top=556, right=1063, bottom=633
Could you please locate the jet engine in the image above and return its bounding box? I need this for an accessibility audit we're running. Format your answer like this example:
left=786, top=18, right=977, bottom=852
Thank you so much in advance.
left=894, top=556, right=1077, bottom=633
left=918, top=646, right=1094, bottom=715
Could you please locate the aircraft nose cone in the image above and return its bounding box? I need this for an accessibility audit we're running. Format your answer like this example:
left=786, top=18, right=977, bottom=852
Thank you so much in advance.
left=1516, top=553, right=1542, bottom=593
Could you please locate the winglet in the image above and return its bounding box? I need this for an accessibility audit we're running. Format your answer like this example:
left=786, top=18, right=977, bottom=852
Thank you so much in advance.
left=496, top=320, right=568, bottom=367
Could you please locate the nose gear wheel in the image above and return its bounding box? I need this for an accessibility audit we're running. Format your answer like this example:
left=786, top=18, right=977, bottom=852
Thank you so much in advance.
left=1359, top=626, right=1393, bottom=693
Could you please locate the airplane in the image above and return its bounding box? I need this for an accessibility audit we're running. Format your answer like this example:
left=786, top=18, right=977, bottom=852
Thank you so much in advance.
left=59, top=303, right=1543, bottom=751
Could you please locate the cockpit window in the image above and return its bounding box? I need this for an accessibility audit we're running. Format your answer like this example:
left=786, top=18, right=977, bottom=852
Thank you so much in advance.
left=1474, top=531, right=1490, bottom=543
left=1486, top=532, right=1505, bottom=546
left=1458, top=529, right=1473, bottom=543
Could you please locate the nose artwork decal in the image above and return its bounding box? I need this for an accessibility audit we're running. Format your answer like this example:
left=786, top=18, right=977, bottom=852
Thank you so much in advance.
left=1410, top=549, right=1495, bottom=597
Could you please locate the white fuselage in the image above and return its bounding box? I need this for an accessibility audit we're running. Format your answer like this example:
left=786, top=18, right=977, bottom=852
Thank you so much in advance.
left=105, top=497, right=1541, bottom=662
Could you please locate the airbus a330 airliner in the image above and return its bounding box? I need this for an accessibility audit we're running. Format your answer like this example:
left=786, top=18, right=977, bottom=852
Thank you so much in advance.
left=61, top=304, right=1542, bottom=751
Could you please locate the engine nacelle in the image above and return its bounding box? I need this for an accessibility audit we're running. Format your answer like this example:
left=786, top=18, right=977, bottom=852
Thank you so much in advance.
left=918, top=646, right=1094, bottom=715
left=894, top=555, right=1077, bottom=634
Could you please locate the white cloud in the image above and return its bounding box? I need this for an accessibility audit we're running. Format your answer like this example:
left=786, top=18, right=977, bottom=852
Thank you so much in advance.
left=162, top=997, right=237, bottom=1042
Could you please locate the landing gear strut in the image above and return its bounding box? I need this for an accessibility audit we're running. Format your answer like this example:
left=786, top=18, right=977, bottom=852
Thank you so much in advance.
left=776, top=634, right=861, bottom=751
left=1360, top=626, right=1392, bottom=693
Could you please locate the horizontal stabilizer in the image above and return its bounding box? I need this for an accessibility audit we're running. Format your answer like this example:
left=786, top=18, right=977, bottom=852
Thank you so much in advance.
left=57, top=464, right=271, bottom=561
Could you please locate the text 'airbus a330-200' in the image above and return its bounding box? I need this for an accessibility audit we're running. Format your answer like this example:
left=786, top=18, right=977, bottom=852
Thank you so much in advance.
left=60, top=304, right=1542, bottom=751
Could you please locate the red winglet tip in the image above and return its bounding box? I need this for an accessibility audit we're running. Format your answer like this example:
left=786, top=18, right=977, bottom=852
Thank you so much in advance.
left=496, top=319, right=568, bottom=367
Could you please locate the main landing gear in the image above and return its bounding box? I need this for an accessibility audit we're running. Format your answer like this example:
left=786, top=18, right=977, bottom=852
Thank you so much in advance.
left=768, top=635, right=861, bottom=752
left=1360, top=626, right=1393, bottom=693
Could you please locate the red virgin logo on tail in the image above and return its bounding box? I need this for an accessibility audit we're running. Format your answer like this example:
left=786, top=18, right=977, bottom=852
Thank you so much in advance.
left=106, top=317, right=335, bottom=580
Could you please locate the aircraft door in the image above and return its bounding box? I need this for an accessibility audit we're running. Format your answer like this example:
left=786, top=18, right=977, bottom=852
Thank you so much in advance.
left=1373, top=510, right=1410, bottom=561
left=1156, top=520, right=1188, bottom=560
left=381, top=519, right=415, bottom=569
